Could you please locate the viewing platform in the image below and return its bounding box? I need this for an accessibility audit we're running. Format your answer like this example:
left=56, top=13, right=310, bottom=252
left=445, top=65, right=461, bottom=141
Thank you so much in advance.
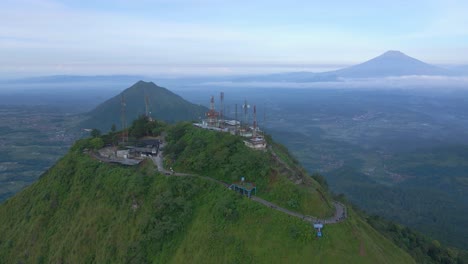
left=229, top=178, right=257, bottom=198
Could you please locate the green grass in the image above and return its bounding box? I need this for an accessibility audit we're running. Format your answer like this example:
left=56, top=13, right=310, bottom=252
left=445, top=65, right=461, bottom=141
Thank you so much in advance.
left=171, top=188, right=414, bottom=264
left=0, top=139, right=415, bottom=263
left=164, top=123, right=335, bottom=218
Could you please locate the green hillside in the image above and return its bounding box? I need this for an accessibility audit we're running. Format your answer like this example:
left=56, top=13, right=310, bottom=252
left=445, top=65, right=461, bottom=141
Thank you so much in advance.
left=79, top=81, right=207, bottom=132
left=0, top=120, right=416, bottom=263
left=164, top=123, right=334, bottom=218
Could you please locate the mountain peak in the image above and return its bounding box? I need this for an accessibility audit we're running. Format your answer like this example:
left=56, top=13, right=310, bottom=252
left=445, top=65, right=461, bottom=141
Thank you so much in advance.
left=132, top=80, right=158, bottom=88
left=333, top=50, right=449, bottom=77
left=380, top=50, right=406, bottom=57
left=124, top=81, right=163, bottom=94
left=377, top=50, right=411, bottom=59
left=81, top=81, right=208, bottom=131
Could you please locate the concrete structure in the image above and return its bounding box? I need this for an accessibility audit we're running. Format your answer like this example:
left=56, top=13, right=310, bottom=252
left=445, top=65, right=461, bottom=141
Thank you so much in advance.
left=243, top=136, right=267, bottom=150
left=129, top=138, right=160, bottom=157
left=224, top=120, right=240, bottom=127
left=116, top=149, right=129, bottom=158
left=313, top=223, right=324, bottom=237
left=229, top=179, right=257, bottom=198
left=193, top=122, right=228, bottom=132
left=96, top=138, right=160, bottom=166
left=129, top=146, right=158, bottom=157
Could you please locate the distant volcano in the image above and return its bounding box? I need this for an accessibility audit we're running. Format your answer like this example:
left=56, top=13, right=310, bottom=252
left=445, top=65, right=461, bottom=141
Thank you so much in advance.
left=331, top=50, right=450, bottom=78
left=234, top=50, right=453, bottom=82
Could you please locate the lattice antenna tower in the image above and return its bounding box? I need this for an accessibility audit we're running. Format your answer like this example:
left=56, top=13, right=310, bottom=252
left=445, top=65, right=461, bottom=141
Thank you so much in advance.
left=210, top=95, right=215, bottom=111
left=206, top=95, right=219, bottom=127
left=242, top=99, right=250, bottom=127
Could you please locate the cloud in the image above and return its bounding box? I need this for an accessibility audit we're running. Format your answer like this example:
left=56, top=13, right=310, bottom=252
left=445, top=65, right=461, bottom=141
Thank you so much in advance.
left=203, top=76, right=468, bottom=90
left=0, top=0, right=372, bottom=77
left=0, top=0, right=257, bottom=63
left=0, top=0, right=467, bottom=77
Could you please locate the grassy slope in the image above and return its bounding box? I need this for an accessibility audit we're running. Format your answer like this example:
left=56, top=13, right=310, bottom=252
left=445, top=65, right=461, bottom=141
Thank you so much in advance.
left=0, top=152, right=201, bottom=263
left=171, top=192, right=414, bottom=264
left=164, top=123, right=334, bottom=218
left=0, top=137, right=414, bottom=263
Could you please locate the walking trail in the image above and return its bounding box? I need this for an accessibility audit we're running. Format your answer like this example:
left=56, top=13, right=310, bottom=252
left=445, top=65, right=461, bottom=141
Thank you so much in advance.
left=150, top=141, right=347, bottom=225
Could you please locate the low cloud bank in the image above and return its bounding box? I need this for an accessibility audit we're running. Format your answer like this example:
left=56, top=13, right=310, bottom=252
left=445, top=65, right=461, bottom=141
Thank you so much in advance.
left=202, top=75, right=468, bottom=89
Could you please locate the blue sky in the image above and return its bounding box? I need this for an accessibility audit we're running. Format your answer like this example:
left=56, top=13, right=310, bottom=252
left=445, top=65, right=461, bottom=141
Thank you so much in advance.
left=1, top=0, right=467, bottom=77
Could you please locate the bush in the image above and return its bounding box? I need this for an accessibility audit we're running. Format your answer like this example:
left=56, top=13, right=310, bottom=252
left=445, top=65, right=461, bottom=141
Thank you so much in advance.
left=213, top=194, right=239, bottom=223
left=311, top=173, right=329, bottom=191
left=89, top=137, right=104, bottom=150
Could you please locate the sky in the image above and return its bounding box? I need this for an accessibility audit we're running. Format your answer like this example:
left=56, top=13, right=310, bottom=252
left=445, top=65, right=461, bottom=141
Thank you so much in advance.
left=1, top=0, right=468, bottom=77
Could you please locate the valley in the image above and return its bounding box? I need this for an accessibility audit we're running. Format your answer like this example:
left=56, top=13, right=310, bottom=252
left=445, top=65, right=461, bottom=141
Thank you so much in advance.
left=0, top=105, right=83, bottom=201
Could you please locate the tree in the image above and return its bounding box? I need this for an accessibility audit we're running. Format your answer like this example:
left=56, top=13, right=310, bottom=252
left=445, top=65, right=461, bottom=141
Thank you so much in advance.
left=89, top=137, right=104, bottom=150
left=90, top=128, right=101, bottom=138
left=311, top=173, right=329, bottom=191
left=130, top=115, right=149, bottom=138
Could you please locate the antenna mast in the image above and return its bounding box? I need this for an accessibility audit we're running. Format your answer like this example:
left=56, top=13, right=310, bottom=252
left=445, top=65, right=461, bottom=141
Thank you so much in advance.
left=220, top=92, right=224, bottom=122
left=253, top=105, right=257, bottom=137
left=206, top=95, right=218, bottom=127
left=121, top=94, right=128, bottom=143
left=145, top=94, right=152, bottom=121
left=211, top=95, right=215, bottom=111
left=243, top=99, right=249, bottom=127
left=235, top=103, right=238, bottom=135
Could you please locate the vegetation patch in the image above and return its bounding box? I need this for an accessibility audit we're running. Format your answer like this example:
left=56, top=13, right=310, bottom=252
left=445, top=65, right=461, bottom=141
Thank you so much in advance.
left=164, top=123, right=334, bottom=217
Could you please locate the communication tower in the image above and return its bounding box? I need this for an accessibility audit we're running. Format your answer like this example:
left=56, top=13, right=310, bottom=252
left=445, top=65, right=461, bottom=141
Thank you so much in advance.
left=121, top=94, right=128, bottom=143
left=206, top=95, right=219, bottom=127
left=235, top=103, right=239, bottom=135
left=253, top=105, right=257, bottom=137
left=220, top=92, right=224, bottom=122
left=145, top=94, right=153, bottom=121
left=242, top=99, right=250, bottom=127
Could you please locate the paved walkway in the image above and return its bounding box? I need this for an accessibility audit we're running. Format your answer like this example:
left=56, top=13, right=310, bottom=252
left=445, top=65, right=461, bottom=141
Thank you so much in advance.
left=150, top=142, right=347, bottom=225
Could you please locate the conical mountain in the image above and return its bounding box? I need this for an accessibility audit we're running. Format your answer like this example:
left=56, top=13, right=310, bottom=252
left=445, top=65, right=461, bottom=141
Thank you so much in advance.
left=233, top=51, right=453, bottom=82
left=333, top=50, right=450, bottom=78
left=80, top=81, right=207, bottom=131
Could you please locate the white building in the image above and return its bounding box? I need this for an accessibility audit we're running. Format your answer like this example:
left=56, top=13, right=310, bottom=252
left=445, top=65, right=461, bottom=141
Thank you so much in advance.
left=243, top=136, right=267, bottom=150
